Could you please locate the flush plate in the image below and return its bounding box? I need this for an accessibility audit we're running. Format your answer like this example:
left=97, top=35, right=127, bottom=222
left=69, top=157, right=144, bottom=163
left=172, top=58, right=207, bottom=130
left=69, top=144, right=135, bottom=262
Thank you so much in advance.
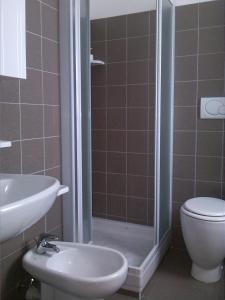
left=201, top=97, right=225, bottom=119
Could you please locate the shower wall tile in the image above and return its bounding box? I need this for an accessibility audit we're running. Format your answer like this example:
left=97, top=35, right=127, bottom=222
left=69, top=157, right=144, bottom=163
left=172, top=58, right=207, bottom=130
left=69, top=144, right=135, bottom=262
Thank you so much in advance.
left=173, top=1, right=225, bottom=252
left=0, top=1, right=62, bottom=298
left=91, top=19, right=106, bottom=42
left=0, top=78, right=19, bottom=103
left=175, top=30, right=198, bottom=56
left=174, top=81, right=197, bottom=106
left=175, top=4, right=198, bottom=30
left=107, top=39, right=126, bottom=63
left=175, top=56, right=197, bottom=81
left=127, top=12, right=149, bottom=37
left=107, top=16, right=126, bottom=40
left=91, top=11, right=156, bottom=225
left=199, top=0, right=224, bottom=27
left=199, top=27, right=225, bottom=54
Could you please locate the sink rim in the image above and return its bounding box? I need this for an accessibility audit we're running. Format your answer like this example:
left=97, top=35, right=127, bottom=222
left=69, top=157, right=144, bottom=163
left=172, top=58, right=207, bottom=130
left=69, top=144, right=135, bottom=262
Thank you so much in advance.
left=0, top=173, right=60, bottom=212
left=23, top=242, right=128, bottom=283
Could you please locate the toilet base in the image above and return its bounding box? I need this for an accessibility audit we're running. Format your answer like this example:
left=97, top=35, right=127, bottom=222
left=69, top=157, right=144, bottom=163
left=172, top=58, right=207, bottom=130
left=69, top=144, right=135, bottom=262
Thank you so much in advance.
left=191, top=263, right=223, bottom=283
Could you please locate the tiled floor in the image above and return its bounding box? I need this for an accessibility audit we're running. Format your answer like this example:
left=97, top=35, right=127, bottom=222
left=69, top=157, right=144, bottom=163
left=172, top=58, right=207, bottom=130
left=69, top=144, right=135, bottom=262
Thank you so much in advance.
left=107, top=249, right=225, bottom=300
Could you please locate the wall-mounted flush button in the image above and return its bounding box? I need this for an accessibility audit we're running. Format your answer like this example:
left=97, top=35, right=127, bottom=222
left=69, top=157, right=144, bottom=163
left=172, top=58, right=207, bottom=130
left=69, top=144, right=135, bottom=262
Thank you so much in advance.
left=200, top=97, right=225, bottom=119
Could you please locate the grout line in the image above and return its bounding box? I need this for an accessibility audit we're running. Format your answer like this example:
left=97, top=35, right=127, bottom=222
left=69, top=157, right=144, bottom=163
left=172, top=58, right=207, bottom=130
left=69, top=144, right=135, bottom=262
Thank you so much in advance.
left=173, top=177, right=223, bottom=184
left=92, top=33, right=152, bottom=43
left=176, top=51, right=225, bottom=58
left=175, top=24, right=225, bottom=33
left=92, top=83, right=155, bottom=88
left=27, top=66, right=59, bottom=76
left=193, top=3, right=199, bottom=197
left=0, top=101, right=60, bottom=107
left=105, top=19, right=108, bottom=219
left=93, top=170, right=152, bottom=177
left=106, top=58, right=154, bottom=65
left=220, top=121, right=224, bottom=198
left=40, top=1, right=47, bottom=232
left=125, top=14, right=128, bottom=223
left=93, top=191, right=152, bottom=201
left=173, top=153, right=224, bottom=158
left=31, top=165, right=61, bottom=175
left=146, top=11, right=151, bottom=226
left=18, top=71, right=25, bottom=244
left=26, top=30, right=59, bottom=44
left=92, top=150, right=154, bottom=155
left=39, top=1, right=58, bottom=11
left=175, top=78, right=224, bottom=83
left=10, top=136, right=60, bottom=143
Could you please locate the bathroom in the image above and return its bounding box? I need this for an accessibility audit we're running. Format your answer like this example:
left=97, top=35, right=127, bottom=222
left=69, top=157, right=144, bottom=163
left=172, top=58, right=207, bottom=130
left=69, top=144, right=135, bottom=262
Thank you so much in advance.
left=0, top=0, right=224, bottom=299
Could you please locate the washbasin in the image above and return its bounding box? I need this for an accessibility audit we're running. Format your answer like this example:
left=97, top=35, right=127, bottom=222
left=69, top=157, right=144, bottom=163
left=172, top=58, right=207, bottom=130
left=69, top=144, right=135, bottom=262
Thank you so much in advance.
left=0, top=174, right=69, bottom=242
left=23, top=241, right=128, bottom=299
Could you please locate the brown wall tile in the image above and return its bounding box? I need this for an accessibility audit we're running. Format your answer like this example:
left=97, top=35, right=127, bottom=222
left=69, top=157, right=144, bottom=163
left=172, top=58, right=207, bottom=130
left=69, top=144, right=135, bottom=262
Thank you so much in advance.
left=199, top=0, right=224, bottom=27
left=175, top=56, right=197, bottom=81
left=127, top=12, right=149, bottom=37
left=21, top=105, right=44, bottom=139
left=26, top=0, right=41, bottom=35
left=175, top=4, right=198, bottom=30
left=22, top=139, right=44, bottom=173
left=0, top=104, right=20, bottom=140
left=91, top=19, right=106, bottom=42
left=42, top=4, right=59, bottom=41
left=199, top=27, right=224, bottom=54
left=0, top=78, right=19, bottom=103
left=107, top=86, right=126, bottom=107
left=127, top=37, right=149, bottom=61
left=107, top=39, right=126, bottom=63
left=92, top=151, right=106, bottom=172
left=196, top=156, right=222, bottom=182
left=107, top=173, right=126, bottom=195
left=107, top=16, right=126, bottom=40
left=174, top=81, right=197, bottom=106
left=42, top=39, right=59, bottom=73
left=107, top=194, right=126, bottom=218
left=43, top=73, right=60, bottom=105
left=107, top=152, right=126, bottom=174
left=173, top=132, right=196, bottom=155
left=198, top=53, right=224, bottom=80
left=175, top=30, right=198, bottom=56
left=20, top=69, right=43, bottom=104
left=26, top=32, right=42, bottom=69
left=127, top=61, right=148, bottom=84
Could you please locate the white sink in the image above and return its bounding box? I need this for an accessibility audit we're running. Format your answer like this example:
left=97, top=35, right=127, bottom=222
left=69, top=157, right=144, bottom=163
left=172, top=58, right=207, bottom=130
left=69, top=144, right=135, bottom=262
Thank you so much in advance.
left=23, top=242, right=128, bottom=299
left=0, top=174, right=69, bottom=242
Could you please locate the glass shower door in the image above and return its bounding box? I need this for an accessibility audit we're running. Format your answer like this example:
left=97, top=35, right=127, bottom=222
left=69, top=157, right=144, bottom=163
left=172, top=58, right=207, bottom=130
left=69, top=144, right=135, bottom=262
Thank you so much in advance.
left=155, top=0, right=174, bottom=242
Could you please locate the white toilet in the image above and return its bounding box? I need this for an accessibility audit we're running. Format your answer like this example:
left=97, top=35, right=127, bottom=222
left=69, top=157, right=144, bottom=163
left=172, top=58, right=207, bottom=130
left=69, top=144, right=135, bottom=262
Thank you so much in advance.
left=180, top=197, right=225, bottom=283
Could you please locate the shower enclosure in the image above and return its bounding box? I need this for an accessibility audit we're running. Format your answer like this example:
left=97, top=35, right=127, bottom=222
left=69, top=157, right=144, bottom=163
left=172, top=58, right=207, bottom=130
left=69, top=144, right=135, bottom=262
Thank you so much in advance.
left=60, top=0, right=175, bottom=296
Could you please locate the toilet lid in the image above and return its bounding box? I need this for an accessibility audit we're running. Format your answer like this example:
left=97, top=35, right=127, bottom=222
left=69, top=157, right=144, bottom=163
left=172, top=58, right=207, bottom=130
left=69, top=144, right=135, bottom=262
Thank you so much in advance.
left=184, top=197, right=225, bottom=217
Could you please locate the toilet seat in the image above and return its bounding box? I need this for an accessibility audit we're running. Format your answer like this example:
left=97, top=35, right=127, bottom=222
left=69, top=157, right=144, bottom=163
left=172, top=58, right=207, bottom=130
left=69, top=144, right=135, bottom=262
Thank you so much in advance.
left=181, top=197, right=225, bottom=222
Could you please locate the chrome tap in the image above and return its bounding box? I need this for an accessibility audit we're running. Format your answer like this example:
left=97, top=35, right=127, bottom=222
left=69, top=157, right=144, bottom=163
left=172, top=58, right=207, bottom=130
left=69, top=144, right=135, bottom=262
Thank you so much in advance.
left=36, top=233, right=60, bottom=254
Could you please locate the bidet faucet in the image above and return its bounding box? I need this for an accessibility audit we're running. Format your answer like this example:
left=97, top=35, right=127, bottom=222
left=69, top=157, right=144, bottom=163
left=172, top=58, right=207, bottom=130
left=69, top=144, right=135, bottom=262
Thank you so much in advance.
left=36, top=233, right=60, bottom=254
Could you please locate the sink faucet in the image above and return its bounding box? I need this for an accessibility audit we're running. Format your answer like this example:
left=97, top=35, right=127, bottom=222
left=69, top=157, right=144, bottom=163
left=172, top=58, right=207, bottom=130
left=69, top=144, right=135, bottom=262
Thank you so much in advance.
left=36, top=233, right=60, bottom=254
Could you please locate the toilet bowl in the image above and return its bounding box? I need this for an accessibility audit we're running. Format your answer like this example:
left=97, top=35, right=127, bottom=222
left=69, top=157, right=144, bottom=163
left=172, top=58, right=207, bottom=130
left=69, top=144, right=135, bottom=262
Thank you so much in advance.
left=180, top=197, right=225, bottom=283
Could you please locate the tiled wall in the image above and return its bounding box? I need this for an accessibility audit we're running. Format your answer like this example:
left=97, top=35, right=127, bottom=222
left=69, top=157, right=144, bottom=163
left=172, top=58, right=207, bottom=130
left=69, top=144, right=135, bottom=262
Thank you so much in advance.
left=0, top=0, right=61, bottom=298
left=91, top=11, right=156, bottom=226
left=173, top=0, right=225, bottom=250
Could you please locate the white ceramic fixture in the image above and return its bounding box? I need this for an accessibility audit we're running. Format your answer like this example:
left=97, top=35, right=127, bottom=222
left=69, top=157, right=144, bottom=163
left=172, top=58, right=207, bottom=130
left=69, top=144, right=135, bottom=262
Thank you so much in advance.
left=0, top=0, right=26, bottom=78
left=23, top=241, right=128, bottom=300
left=180, top=197, right=225, bottom=283
left=0, top=174, right=69, bottom=243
